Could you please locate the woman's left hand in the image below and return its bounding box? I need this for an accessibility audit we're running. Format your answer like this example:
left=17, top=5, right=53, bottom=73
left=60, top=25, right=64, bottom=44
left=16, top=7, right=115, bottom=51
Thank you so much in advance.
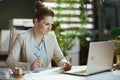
left=63, top=62, right=72, bottom=71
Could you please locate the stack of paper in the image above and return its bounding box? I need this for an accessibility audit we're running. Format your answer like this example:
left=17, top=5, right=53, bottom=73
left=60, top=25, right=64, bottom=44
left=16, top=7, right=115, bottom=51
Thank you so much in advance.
left=0, top=68, right=13, bottom=79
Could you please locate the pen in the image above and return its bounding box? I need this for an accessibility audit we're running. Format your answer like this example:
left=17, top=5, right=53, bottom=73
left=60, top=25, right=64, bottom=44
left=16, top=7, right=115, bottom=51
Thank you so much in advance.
left=34, top=52, right=45, bottom=67
left=34, top=52, right=40, bottom=60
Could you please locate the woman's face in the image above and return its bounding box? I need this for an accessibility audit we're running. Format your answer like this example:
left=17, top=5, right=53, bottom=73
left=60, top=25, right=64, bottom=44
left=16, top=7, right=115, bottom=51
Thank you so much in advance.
left=34, top=16, right=54, bottom=35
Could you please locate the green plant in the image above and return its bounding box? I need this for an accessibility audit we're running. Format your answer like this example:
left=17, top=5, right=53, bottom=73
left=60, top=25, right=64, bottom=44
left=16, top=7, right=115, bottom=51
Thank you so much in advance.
left=79, top=0, right=88, bottom=25
left=52, top=21, right=76, bottom=56
left=53, top=0, right=98, bottom=65
left=110, top=28, right=120, bottom=55
left=110, top=28, right=120, bottom=39
left=53, top=0, right=79, bottom=56
left=112, top=40, right=120, bottom=55
left=56, top=31, right=76, bottom=56
left=51, top=22, right=76, bottom=67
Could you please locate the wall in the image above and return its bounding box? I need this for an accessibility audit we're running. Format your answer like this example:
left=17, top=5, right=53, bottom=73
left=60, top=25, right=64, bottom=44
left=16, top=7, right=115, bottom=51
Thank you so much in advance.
left=0, top=0, right=34, bottom=29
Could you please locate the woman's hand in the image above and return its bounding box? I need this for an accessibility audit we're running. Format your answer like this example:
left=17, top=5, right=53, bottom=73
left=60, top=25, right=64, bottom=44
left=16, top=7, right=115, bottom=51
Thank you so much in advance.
left=63, top=62, right=72, bottom=71
left=30, top=59, right=44, bottom=70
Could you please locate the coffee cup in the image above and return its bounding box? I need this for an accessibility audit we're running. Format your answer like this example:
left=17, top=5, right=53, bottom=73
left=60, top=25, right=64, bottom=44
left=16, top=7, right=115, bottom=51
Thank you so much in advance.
left=13, top=67, right=23, bottom=76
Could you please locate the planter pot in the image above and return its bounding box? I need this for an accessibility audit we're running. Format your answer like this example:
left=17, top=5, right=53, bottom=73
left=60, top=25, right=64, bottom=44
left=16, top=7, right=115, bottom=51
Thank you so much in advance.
left=116, top=55, right=120, bottom=64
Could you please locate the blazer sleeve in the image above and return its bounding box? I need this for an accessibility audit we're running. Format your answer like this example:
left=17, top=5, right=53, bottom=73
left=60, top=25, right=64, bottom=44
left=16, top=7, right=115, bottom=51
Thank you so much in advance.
left=51, top=33, right=68, bottom=67
left=6, top=33, right=30, bottom=70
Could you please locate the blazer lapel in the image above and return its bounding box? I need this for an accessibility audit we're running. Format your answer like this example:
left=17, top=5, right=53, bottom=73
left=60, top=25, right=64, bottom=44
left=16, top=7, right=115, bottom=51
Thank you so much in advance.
left=26, top=29, right=34, bottom=64
left=44, top=34, right=53, bottom=66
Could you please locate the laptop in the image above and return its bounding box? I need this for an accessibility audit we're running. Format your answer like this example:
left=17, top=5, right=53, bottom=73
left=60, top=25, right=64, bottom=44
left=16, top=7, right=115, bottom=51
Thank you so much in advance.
left=63, top=41, right=115, bottom=76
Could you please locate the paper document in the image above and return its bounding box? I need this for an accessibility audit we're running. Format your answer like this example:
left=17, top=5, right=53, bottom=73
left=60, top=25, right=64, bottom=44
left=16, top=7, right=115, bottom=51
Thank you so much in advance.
left=0, top=68, right=13, bottom=79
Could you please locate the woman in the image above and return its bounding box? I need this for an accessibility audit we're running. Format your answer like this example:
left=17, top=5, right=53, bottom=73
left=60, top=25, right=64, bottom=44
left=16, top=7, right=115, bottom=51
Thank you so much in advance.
left=6, top=0, right=71, bottom=71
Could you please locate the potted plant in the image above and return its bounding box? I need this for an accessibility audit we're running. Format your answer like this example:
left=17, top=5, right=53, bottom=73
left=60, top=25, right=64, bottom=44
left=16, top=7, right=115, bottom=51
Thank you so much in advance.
left=112, top=40, right=120, bottom=64
left=110, top=28, right=120, bottom=64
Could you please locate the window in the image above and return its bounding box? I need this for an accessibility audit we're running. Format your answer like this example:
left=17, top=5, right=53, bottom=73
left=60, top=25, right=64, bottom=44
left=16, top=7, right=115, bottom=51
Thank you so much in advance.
left=43, top=0, right=94, bottom=29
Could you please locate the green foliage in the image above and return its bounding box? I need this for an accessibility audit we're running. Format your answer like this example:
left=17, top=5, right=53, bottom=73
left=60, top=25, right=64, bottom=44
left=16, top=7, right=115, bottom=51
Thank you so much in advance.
left=53, top=0, right=98, bottom=57
left=52, top=21, right=76, bottom=56
left=110, top=28, right=120, bottom=37
left=112, top=40, right=120, bottom=55
left=79, top=0, right=88, bottom=25
left=55, top=32, right=76, bottom=56
left=53, top=0, right=80, bottom=56
left=110, top=28, right=120, bottom=55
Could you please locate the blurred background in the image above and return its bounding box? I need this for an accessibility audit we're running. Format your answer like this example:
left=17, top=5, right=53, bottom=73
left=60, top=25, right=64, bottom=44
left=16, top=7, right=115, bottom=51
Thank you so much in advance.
left=0, top=0, right=120, bottom=67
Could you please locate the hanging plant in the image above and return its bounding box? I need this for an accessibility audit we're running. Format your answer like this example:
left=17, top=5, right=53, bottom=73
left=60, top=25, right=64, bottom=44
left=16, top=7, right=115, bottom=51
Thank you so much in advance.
left=79, top=0, right=88, bottom=26
left=53, top=0, right=78, bottom=56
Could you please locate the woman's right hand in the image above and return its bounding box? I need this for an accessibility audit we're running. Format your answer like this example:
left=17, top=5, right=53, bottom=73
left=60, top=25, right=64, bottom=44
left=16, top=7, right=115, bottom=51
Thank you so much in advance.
left=30, top=59, right=44, bottom=70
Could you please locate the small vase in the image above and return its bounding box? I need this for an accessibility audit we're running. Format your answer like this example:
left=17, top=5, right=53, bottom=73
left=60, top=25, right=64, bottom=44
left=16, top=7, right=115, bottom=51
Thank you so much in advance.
left=116, top=55, right=120, bottom=64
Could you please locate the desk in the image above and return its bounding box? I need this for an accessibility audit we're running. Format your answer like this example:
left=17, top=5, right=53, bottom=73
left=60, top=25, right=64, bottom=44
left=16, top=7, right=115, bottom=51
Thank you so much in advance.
left=1, top=67, right=120, bottom=80
left=23, top=67, right=120, bottom=80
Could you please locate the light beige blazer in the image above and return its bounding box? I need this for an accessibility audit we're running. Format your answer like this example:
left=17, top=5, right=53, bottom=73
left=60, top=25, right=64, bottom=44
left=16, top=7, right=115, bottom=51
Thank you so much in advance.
left=6, top=28, right=67, bottom=70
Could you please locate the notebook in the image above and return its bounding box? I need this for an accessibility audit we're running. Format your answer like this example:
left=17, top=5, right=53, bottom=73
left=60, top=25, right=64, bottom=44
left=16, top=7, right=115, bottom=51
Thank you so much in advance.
left=63, top=41, right=115, bottom=76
